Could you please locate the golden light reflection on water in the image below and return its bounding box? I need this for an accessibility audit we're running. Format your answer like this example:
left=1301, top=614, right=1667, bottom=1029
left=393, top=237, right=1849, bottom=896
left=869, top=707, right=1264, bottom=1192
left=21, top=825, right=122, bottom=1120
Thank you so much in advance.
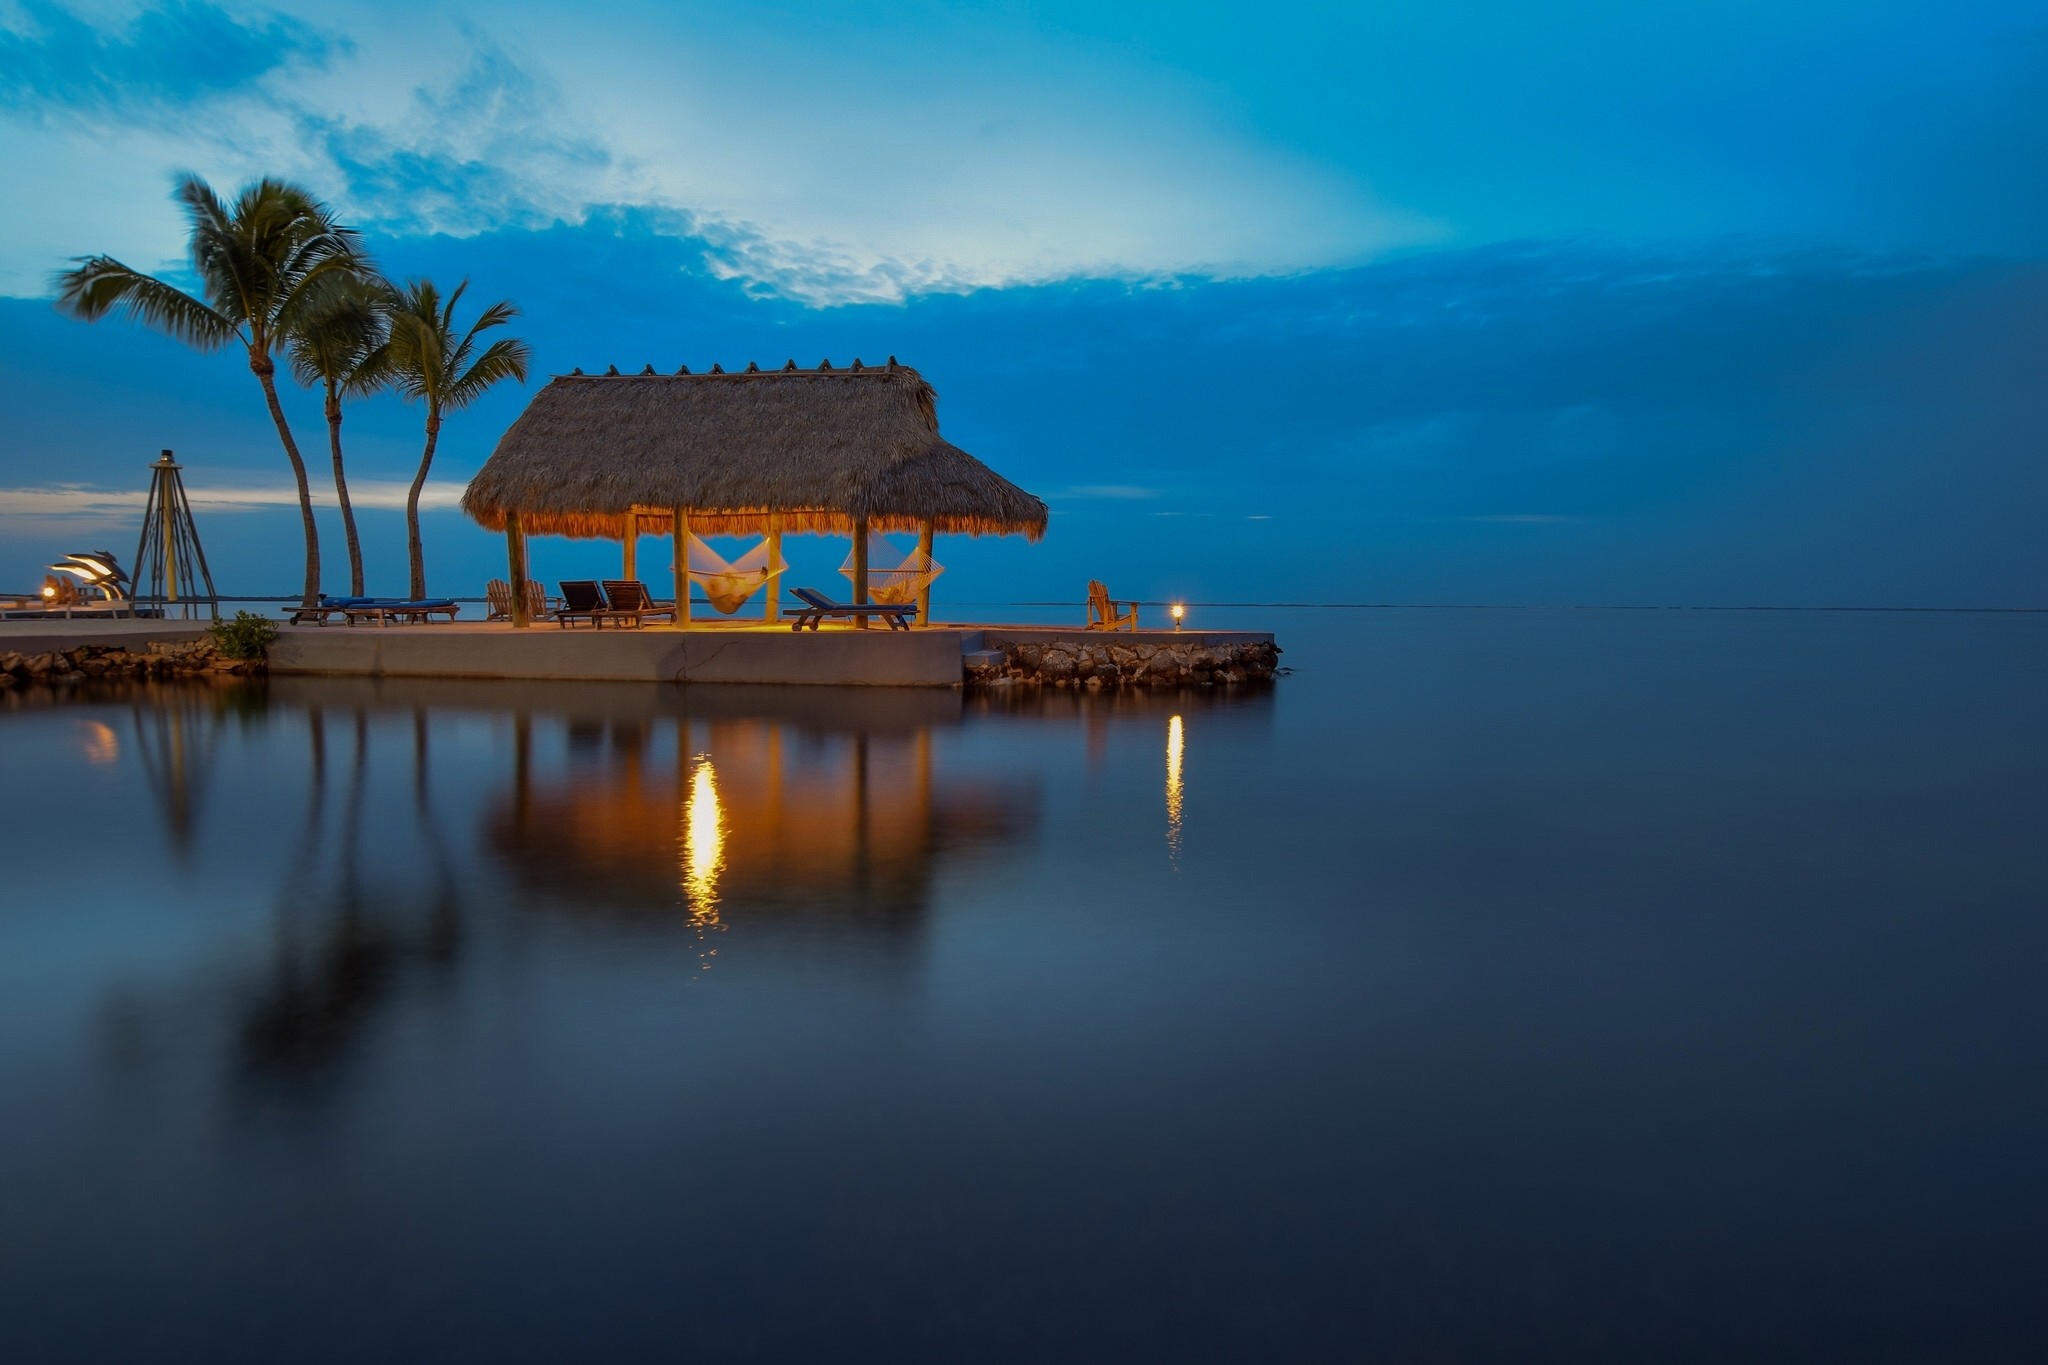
left=681, top=754, right=726, bottom=921
left=79, top=720, right=120, bottom=766
left=1165, top=714, right=1184, bottom=863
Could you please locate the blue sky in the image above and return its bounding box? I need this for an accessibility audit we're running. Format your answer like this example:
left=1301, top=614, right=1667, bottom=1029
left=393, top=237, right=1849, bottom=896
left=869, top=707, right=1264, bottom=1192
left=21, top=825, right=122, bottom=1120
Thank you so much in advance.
left=1, top=0, right=2043, bottom=606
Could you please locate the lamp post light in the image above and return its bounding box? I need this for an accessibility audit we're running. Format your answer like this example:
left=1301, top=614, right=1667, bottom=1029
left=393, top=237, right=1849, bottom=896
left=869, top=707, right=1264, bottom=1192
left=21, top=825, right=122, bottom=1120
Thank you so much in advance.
left=1171, top=602, right=1185, bottom=632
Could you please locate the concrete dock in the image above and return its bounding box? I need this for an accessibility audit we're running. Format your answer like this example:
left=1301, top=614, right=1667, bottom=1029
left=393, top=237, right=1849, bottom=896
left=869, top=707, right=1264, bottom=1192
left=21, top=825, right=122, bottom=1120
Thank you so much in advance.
left=2, top=617, right=1277, bottom=688
left=274, top=620, right=975, bottom=686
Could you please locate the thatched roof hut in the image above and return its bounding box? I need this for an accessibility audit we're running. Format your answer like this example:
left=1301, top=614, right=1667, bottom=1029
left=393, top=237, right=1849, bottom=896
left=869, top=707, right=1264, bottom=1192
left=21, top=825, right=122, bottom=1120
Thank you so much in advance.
left=462, top=359, right=1047, bottom=540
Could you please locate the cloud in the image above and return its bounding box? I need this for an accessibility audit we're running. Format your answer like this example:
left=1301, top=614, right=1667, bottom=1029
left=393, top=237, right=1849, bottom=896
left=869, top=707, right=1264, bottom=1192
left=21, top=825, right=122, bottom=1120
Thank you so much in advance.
left=0, top=2, right=1428, bottom=302
left=0, top=478, right=467, bottom=531
left=0, top=0, right=332, bottom=114
left=1447, top=515, right=1580, bottom=524
left=1053, top=485, right=1163, bottom=501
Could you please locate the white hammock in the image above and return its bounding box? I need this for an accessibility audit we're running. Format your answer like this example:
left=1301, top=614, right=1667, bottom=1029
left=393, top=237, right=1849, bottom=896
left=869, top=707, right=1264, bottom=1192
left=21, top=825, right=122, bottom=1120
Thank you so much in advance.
left=838, top=534, right=944, bottom=606
left=686, top=532, right=787, bottom=614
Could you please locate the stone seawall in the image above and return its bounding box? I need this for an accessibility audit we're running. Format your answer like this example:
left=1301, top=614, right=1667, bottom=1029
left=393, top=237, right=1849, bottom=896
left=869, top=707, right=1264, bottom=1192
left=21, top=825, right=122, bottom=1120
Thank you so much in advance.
left=0, top=640, right=262, bottom=689
left=966, top=636, right=1281, bottom=689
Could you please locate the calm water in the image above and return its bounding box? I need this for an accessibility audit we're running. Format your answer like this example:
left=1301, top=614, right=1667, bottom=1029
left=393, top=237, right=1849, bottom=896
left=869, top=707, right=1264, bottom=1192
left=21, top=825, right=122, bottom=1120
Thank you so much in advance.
left=2, top=610, right=2043, bottom=1361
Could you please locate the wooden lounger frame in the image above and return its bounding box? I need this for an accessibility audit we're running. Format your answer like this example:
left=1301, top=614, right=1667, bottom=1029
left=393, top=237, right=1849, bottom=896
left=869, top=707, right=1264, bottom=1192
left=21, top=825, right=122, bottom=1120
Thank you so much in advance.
left=789, top=587, right=918, bottom=631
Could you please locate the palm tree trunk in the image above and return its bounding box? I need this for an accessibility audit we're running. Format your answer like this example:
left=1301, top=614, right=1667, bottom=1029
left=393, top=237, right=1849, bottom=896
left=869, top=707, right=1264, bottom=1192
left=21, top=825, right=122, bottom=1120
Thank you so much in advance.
left=326, top=380, right=365, bottom=596
left=250, top=350, right=322, bottom=607
left=406, top=411, right=440, bottom=600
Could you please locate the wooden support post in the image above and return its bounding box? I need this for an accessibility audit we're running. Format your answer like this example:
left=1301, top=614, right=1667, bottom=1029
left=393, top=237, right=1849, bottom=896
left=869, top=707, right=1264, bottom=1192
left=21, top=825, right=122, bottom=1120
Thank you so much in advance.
left=506, top=512, right=530, bottom=627
left=915, top=519, right=934, bottom=627
left=673, top=506, right=692, bottom=627
left=764, top=515, right=782, bottom=624
left=622, top=510, right=637, bottom=579
left=852, top=515, right=870, bottom=629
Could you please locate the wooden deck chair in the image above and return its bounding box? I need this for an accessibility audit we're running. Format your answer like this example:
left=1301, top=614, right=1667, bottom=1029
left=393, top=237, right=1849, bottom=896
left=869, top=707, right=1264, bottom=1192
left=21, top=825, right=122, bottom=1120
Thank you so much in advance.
left=601, top=580, right=677, bottom=629
left=487, top=578, right=555, bottom=621
left=1086, top=580, right=1140, bottom=632
left=553, top=580, right=606, bottom=628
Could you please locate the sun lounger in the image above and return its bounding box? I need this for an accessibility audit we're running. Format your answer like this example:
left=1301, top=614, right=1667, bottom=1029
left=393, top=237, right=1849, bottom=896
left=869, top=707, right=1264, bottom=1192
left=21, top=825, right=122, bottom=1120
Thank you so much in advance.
left=339, top=598, right=460, bottom=626
left=282, top=602, right=346, bottom=625
left=284, top=595, right=400, bottom=625
left=552, top=581, right=606, bottom=628
left=788, top=587, right=918, bottom=631
left=600, top=580, right=676, bottom=628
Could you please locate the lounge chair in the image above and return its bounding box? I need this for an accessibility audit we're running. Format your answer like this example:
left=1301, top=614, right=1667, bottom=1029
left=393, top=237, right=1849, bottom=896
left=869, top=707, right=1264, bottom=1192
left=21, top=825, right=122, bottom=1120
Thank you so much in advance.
left=1085, top=580, right=1139, bottom=632
left=788, top=587, right=919, bottom=631
left=486, top=578, right=557, bottom=621
left=553, top=580, right=607, bottom=628
left=600, top=580, right=677, bottom=629
left=282, top=599, right=347, bottom=625
left=285, top=595, right=412, bottom=626
left=342, top=598, right=460, bottom=626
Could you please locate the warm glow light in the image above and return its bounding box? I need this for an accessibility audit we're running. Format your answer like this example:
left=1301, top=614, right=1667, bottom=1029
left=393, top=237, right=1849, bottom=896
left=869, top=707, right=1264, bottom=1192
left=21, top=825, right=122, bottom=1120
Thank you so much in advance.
left=1165, top=714, right=1184, bottom=863
left=79, top=721, right=119, bottom=765
left=682, top=754, right=726, bottom=917
left=40, top=585, right=55, bottom=598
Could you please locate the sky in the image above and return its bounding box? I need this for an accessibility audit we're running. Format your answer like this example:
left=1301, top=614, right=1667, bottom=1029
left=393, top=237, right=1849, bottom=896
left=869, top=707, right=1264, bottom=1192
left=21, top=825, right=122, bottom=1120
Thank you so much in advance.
left=1, top=0, right=2043, bottom=607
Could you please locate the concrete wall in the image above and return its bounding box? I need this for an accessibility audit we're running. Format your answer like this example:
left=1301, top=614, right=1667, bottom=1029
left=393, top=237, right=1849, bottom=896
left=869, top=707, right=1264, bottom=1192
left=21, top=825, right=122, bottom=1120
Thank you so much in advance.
left=270, top=624, right=971, bottom=687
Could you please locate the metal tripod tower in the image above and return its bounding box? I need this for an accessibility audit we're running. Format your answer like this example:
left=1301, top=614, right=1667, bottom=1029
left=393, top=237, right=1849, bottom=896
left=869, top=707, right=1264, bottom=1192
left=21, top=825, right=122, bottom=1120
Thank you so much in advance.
left=131, top=449, right=220, bottom=620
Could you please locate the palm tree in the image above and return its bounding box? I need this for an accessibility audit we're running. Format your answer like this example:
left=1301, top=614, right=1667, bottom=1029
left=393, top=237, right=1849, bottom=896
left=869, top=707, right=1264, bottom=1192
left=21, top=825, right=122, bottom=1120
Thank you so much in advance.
left=288, top=281, right=390, bottom=596
left=383, top=278, right=530, bottom=599
left=55, top=176, right=369, bottom=606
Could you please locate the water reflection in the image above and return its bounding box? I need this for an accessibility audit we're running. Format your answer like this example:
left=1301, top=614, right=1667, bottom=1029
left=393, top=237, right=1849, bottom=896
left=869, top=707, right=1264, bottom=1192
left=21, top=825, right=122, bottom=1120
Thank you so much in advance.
left=488, top=691, right=1033, bottom=938
left=682, top=753, right=726, bottom=918
left=15, top=674, right=1286, bottom=1125
left=78, top=719, right=119, bottom=765
left=1165, top=714, right=1184, bottom=864
left=236, top=704, right=464, bottom=1095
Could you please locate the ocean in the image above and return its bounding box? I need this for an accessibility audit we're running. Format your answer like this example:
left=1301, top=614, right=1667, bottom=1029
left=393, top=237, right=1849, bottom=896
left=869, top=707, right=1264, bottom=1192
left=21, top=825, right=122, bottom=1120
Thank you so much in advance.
left=2, top=608, right=2042, bottom=1361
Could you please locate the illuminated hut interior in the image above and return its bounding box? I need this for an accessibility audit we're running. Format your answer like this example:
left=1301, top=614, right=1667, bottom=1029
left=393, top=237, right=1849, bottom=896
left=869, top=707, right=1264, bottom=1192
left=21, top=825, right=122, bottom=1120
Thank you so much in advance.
left=461, top=359, right=1048, bottom=625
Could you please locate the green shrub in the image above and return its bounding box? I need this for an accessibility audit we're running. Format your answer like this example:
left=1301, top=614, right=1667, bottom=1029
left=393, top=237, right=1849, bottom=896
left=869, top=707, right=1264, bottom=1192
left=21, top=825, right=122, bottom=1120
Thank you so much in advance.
left=207, top=610, right=279, bottom=660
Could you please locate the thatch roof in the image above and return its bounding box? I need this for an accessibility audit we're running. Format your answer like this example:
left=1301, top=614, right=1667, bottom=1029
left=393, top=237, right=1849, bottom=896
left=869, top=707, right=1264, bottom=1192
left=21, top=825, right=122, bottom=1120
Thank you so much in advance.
left=462, top=359, right=1047, bottom=540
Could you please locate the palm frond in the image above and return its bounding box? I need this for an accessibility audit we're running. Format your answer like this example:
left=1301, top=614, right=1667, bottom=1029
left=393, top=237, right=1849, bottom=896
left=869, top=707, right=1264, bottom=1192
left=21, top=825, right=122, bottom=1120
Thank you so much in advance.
left=450, top=296, right=517, bottom=371
left=342, top=337, right=394, bottom=397
left=285, top=282, right=385, bottom=388
left=272, top=253, right=382, bottom=350
left=445, top=336, right=532, bottom=411
left=52, top=257, right=237, bottom=349
left=380, top=275, right=528, bottom=409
